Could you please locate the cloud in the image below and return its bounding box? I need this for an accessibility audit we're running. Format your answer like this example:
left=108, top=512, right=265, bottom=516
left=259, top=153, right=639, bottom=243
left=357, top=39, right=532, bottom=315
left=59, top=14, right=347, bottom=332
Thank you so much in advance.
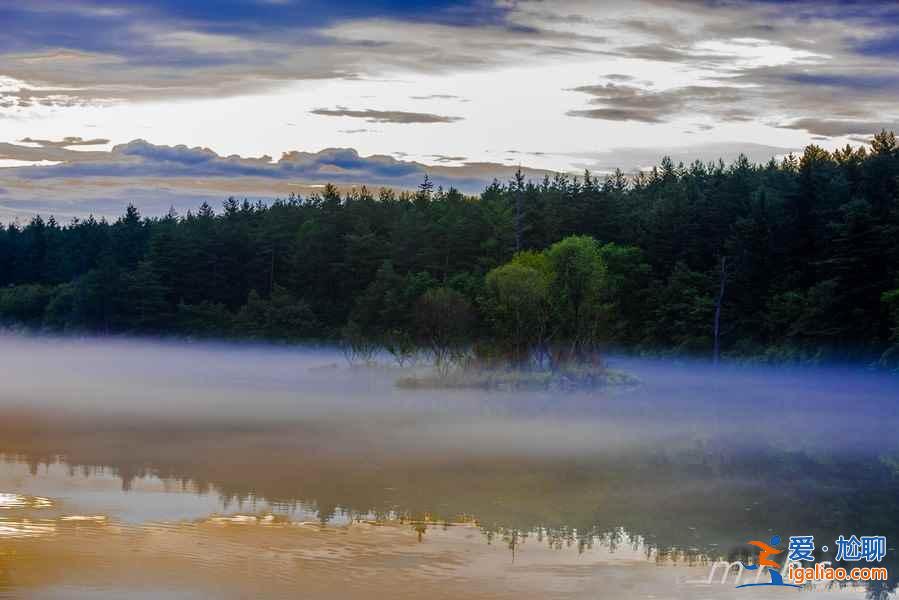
left=20, top=136, right=110, bottom=148
left=409, top=94, right=465, bottom=100
left=1, top=0, right=896, bottom=150
left=854, top=32, right=899, bottom=59
left=310, top=108, right=463, bottom=124
left=567, top=83, right=750, bottom=123
left=0, top=139, right=553, bottom=220
left=782, top=72, right=899, bottom=92
left=0, top=140, right=111, bottom=163
left=0, top=136, right=814, bottom=222
left=567, top=107, right=663, bottom=123
left=563, top=142, right=801, bottom=173
left=541, top=1, right=899, bottom=139
left=779, top=118, right=899, bottom=137
left=2, top=0, right=899, bottom=183
left=0, top=0, right=608, bottom=106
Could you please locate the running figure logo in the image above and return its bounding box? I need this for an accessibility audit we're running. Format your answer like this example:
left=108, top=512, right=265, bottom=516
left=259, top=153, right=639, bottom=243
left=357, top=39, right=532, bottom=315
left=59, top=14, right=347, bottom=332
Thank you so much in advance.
left=737, top=535, right=801, bottom=589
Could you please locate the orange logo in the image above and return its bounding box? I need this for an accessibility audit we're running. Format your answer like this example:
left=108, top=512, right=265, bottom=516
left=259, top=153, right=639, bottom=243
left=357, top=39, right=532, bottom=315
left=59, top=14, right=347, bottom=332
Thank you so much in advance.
left=746, top=539, right=783, bottom=568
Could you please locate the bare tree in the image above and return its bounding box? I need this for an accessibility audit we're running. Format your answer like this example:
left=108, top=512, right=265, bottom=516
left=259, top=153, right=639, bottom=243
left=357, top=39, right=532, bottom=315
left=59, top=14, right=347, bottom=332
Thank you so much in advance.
left=414, top=287, right=473, bottom=376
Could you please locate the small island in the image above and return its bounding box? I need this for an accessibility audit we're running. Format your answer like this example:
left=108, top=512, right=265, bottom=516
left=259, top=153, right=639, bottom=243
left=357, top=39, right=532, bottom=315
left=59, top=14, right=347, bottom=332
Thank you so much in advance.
left=342, top=235, right=641, bottom=389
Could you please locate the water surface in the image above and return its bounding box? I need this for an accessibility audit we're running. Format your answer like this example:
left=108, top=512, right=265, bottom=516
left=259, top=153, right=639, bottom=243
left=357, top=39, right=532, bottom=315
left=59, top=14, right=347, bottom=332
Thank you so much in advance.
left=1, top=335, right=897, bottom=598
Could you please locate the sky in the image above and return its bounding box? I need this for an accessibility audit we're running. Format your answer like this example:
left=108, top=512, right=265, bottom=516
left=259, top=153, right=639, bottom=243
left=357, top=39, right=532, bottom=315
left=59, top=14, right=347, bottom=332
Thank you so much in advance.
left=1, top=0, right=899, bottom=219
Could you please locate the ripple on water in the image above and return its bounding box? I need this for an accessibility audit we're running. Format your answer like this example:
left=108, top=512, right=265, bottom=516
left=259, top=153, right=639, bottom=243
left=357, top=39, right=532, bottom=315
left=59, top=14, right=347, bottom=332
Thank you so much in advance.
left=0, top=493, right=52, bottom=510
left=0, top=518, right=56, bottom=538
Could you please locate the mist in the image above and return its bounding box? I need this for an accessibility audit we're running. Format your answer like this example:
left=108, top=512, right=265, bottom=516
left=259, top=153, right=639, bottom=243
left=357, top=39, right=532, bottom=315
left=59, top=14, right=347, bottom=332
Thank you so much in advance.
left=2, top=333, right=897, bottom=458
left=1, top=332, right=898, bottom=595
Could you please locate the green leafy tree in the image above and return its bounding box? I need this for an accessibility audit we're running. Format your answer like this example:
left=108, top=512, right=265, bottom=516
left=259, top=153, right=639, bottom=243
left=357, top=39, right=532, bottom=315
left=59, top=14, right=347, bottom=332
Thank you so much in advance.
left=1, top=136, right=899, bottom=364
left=120, top=260, right=173, bottom=331
left=176, top=301, right=234, bottom=337
left=545, top=235, right=608, bottom=366
left=880, top=288, right=899, bottom=369
left=0, top=284, right=54, bottom=326
left=651, top=263, right=714, bottom=353
left=596, top=243, right=652, bottom=346
left=484, top=259, right=550, bottom=366
left=234, top=286, right=318, bottom=342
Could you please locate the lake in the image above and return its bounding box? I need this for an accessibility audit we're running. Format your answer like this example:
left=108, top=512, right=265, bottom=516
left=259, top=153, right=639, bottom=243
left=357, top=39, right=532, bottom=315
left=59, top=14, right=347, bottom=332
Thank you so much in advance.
left=0, top=335, right=897, bottom=599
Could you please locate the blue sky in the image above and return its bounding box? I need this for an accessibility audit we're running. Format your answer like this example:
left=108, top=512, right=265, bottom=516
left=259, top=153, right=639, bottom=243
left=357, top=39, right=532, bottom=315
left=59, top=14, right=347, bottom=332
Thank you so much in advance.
left=0, top=0, right=898, bottom=218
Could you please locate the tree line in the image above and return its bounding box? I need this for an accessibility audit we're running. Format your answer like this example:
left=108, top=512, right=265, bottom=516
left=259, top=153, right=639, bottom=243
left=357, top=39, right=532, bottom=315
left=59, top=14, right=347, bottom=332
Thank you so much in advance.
left=2, top=131, right=899, bottom=367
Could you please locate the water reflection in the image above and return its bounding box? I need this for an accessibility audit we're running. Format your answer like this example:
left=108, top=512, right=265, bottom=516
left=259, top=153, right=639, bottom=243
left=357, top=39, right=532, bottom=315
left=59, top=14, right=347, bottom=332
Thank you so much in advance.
left=1, top=513, right=686, bottom=600
left=0, top=335, right=897, bottom=598
left=3, top=427, right=897, bottom=561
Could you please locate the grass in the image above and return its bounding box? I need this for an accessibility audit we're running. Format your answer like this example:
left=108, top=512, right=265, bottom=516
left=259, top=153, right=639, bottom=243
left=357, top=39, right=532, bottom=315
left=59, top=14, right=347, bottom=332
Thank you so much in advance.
left=395, top=365, right=639, bottom=391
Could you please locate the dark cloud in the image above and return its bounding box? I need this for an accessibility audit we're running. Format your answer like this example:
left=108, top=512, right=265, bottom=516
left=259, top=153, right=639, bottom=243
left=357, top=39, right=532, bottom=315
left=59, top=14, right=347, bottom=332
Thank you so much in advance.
left=2, top=0, right=898, bottom=163
left=854, top=32, right=899, bottom=59
left=0, top=1, right=611, bottom=104
left=428, top=154, right=467, bottom=163
left=713, top=64, right=898, bottom=129
left=310, top=108, right=463, bottom=124
left=20, top=136, right=110, bottom=148
left=409, top=94, right=464, bottom=100
left=567, top=108, right=663, bottom=123
left=0, top=141, right=110, bottom=163
left=613, top=43, right=693, bottom=63
left=567, top=83, right=748, bottom=123
left=0, top=84, right=115, bottom=111
left=0, top=139, right=554, bottom=220
left=779, top=118, right=899, bottom=137
left=0, top=1, right=512, bottom=51
left=565, top=2, right=899, bottom=138
left=782, top=72, right=899, bottom=92
left=1, top=0, right=894, bottom=135
left=618, top=17, right=684, bottom=41
left=506, top=150, right=547, bottom=157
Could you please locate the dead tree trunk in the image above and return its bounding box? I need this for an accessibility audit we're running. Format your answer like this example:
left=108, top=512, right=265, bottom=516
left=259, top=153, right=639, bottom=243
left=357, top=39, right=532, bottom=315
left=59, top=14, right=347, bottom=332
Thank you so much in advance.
left=514, top=168, right=524, bottom=253
left=713, top=255, right=727, bottom=365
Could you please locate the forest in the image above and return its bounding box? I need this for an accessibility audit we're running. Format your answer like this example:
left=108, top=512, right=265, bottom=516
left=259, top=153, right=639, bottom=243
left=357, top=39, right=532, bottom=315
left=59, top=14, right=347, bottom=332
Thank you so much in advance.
left=1, top=131, right=899, bottom=368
